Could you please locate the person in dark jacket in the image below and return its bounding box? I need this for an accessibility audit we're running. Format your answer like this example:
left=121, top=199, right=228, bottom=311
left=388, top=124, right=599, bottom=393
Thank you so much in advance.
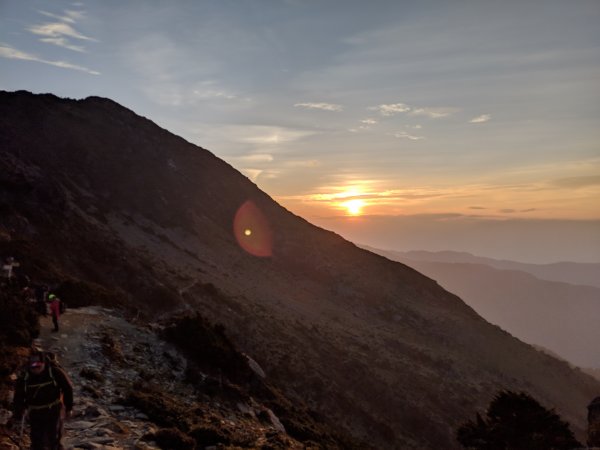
left=13, top=351, right=74, bottom=450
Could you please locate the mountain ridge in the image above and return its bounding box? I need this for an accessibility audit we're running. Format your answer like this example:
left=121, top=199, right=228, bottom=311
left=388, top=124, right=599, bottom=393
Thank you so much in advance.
left=372, top=248, right=600, bottom=288
left=1, top=90, right=598, bottom=448
left=362, top=246, right=600, bottom=368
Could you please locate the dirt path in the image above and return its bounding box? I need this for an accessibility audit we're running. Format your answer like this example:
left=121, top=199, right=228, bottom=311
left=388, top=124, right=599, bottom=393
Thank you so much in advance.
left=34, top=307, right=172, bottom=450
left=38, top=308, right=101, bottom=370
left=14, top=307, right=296, bottom=450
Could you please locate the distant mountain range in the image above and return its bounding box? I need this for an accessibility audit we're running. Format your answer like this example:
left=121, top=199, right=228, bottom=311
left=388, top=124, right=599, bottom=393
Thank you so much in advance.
left=363, top=247, right=600, bottom=368
left=388, top=250, right=600, bottom=288
left=1, top=91, right=599, bottom=448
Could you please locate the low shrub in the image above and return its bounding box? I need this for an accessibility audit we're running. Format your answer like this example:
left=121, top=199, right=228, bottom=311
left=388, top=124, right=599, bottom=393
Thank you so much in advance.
left=151, top=427, right=195, bottom=450
left=162, top=313, right=254, bottom=384
left=125, top=382, right=187, bottom=429
left=188, top=423, right=231, bottom=447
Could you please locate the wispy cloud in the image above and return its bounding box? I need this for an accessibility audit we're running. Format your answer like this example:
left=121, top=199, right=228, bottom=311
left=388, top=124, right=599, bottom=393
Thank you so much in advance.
left=0, top=43, right=100, bottom=75
left=203, top=125, right=315, bottom=146
left=144, top=84, right=250, bottom=107
left=28, top=9, right=96, bottom=52
left=238, top=153, right=274, bottom=163
left=410, top=107, right=457, bottom=119
left=39, top=37, right=85, bottom=52
left=38, top=10, right=84, bottom=24
left=29, top=22, right=96, bottom=41
left=239, top=126, right=314, bottom=145
left=469, top=114, right=491, bottom=123
left=190, top=80, right=252, bottom=102
left=193, top=89, right=241, bottom=101
left=294, top=102, right=343, bottom=112
left=369, top=103, right=455, bottom=119
left=392, top=131, right=425, bottom=141
left=499, top=207, right=538, bottom=214
left=349, top=118, right=378, bottom=133
left=369, top=103, right=410, bottom=116
left=297, top=190, right=442, bottom=203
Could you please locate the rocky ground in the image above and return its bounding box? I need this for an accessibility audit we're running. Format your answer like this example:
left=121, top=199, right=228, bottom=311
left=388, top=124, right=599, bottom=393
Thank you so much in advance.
left=1, top=307, right=303, bottom=449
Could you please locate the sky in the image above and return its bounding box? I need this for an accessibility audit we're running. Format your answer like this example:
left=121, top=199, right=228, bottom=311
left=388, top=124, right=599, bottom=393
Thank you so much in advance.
left=1, top=0, right=599, bottom=263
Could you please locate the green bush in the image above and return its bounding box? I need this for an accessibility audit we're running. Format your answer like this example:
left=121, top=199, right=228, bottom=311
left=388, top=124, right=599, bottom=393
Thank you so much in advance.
left=457, top=390, right=582, bottom=450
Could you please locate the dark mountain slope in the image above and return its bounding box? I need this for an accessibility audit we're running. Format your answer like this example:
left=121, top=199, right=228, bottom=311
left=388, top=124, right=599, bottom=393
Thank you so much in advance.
left=1, top=91, right=598, bottom=448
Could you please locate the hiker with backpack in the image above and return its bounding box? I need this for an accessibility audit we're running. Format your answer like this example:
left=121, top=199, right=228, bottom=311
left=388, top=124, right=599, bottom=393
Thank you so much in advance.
left=12, top=350, right=73, bottom=450
left=48, top=294, right=63, bottom=332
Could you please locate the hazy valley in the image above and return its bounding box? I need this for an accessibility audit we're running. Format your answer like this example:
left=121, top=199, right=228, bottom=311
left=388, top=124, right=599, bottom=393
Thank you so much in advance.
left=365, top=247, right=600, bottom=371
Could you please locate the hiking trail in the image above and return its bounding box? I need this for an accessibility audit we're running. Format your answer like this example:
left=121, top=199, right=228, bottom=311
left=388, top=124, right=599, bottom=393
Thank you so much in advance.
left=35, top=307, right=180, bottom=450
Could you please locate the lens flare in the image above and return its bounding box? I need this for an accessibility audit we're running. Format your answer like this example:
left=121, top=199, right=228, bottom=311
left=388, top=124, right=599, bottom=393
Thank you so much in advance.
left=233, top=200, right=273, bottom=257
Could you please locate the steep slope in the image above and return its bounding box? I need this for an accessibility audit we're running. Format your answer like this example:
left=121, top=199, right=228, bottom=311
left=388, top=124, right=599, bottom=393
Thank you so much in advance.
left=1, top=90, right=599, bottom=448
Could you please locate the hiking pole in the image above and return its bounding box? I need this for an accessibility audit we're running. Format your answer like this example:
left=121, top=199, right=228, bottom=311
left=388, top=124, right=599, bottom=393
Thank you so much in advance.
left=19, top=411, right=27, bottom=444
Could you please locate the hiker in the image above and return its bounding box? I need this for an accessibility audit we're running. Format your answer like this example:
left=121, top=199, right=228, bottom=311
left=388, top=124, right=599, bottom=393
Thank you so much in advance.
left=48, top=294, right=61, bottom=332
left=12, top=350, right=73, bottom=450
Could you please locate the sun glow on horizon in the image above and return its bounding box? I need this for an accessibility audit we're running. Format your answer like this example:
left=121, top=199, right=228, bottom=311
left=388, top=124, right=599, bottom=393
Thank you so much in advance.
left=343, top=198, right=366, bottom=216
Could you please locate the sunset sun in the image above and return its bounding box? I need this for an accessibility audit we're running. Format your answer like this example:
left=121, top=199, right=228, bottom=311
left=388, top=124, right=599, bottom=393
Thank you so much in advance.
left=343, top=199, right=365, bottom=216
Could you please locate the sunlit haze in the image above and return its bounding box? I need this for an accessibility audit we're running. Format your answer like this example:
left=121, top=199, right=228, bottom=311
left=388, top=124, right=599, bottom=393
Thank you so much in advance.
left=1, top=1, right=598, bottom=262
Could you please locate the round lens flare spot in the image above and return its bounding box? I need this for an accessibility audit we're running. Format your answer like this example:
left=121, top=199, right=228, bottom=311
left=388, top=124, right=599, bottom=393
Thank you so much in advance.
left=233, top=201, right=273, bottom=257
